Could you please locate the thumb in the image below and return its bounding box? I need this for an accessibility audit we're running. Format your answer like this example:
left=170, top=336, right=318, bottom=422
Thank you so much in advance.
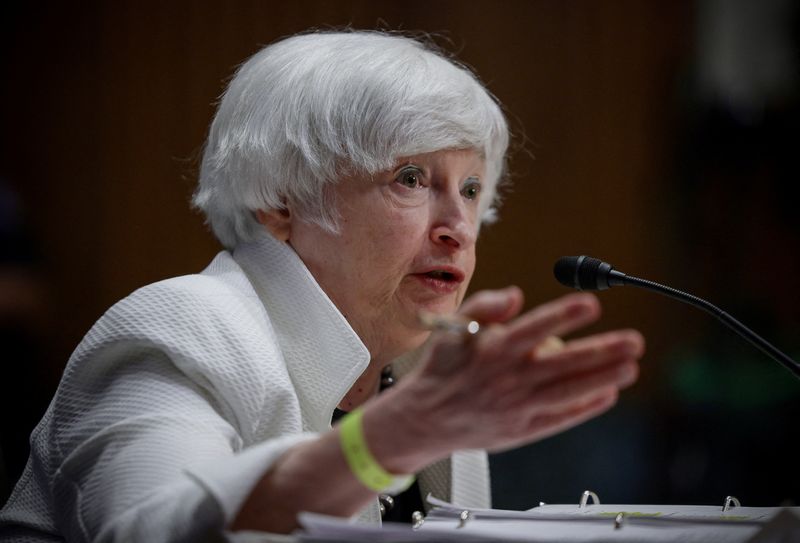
left=458, top=286, right=524, bottom=324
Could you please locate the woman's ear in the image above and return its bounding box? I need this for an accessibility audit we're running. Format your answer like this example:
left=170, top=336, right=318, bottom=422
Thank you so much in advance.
left=255, top=208, right=292, bottom=242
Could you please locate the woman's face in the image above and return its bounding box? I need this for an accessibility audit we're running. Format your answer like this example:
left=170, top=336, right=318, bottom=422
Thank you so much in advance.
left=287, top=149, right=486, bottom=364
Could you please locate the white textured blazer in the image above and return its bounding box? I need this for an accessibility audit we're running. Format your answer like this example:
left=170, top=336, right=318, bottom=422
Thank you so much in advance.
left=0, top=234, right=490, bottom=542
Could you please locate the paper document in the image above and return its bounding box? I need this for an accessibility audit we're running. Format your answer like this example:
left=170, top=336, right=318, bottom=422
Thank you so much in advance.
left=297, top=495, right=800, bottom=542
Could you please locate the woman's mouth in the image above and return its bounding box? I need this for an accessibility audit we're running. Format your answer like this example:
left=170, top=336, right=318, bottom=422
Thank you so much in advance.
left=425, top=270, right=456, bottom=281
left=412, top=268, right=464, bottom=294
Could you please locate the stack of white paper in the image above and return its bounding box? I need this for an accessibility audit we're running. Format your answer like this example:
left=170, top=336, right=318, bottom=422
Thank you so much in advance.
left=296, top=495, right=800, bottom=542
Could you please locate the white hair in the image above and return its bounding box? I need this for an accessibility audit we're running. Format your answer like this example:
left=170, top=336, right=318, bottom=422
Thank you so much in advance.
left=193, top=30, right=510, bottom=249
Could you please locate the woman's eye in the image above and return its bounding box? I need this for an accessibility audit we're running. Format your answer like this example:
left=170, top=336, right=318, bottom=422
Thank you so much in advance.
left=461, top=178, right=482, bottom=200
left=396, top=168, right=422, bottom=189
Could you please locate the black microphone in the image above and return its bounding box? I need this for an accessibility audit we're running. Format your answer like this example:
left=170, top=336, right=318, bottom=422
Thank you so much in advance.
left=553, top=255, right=800, bottom=380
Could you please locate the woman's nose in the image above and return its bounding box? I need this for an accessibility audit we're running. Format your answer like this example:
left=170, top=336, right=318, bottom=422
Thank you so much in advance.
left=430, top=196, right=477, bottom=250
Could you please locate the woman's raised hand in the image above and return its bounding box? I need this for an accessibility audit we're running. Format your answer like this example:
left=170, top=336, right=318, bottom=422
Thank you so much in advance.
left=237, top=287, right=644, bottom=532
left=372, top=287, right=644, bottom=470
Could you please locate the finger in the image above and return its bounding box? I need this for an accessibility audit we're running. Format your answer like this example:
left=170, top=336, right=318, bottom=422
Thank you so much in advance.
left=458, top=286, right=524, bottom=324
left=525, top=391, right=618, bottom=443
left=502, top=293, right=601, bottom=358
left=489, top=390, right=619, bottom=454
left=494, top=353, right=636, bottom=415
left=522, top=358, right=638, bottom=414
left=531, top=329, right=645, bottom=382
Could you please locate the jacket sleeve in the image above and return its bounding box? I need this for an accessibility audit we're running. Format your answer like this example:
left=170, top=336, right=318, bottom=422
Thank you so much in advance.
left=31, top=271, right=318, bottom=543
left=49, top=343, right=314, bottom=543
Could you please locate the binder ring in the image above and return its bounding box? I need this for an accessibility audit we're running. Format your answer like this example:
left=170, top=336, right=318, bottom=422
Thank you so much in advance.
left=722, top=495, right=741, bottom=512
left=579, top=490, right=601, bottom=508
left=457, top=509, right=473, bottom=528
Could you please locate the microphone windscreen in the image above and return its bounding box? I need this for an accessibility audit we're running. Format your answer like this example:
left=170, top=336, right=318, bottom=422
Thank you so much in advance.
left=554, top=255, right=607, bottom=290
left=554, top=256, right=582, bottom=288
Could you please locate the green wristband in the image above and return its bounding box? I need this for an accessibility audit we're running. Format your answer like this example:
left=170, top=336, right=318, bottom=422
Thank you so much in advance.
left=339, top=407, right=415, bottom=494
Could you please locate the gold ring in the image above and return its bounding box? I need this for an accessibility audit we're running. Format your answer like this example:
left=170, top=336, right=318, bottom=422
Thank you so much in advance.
left=535, top=336, right=565, bottom=356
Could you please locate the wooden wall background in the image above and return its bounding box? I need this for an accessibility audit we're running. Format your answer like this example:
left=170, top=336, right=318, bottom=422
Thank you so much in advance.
left=3, top=0, right=691, bottom=380
left=3, top=1, right=798, bottom=508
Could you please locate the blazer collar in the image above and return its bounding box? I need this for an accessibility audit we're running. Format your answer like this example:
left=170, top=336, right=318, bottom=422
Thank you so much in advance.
left=233, top=233, right=371, bottom=432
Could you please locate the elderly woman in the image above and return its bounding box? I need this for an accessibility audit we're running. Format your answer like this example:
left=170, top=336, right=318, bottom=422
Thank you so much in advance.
left=0, top=31, right=643, bottom=540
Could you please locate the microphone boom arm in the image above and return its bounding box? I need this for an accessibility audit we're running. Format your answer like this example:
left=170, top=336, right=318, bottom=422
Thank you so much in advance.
left=619, top=272, right=800, bottom=380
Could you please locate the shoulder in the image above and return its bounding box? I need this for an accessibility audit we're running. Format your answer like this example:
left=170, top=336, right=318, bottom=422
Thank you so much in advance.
left=97, top=252, right=263, bottom=343
left=70, top=251, right=285, bottom=385
left=61, top=252, right=296, bottom=437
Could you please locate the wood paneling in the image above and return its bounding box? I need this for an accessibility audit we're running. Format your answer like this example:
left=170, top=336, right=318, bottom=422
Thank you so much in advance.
left=2, top=2, right=692, bottom=374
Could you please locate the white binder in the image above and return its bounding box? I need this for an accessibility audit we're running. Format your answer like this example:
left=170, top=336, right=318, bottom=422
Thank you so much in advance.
left=298, top=491, right=800, bottom=542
